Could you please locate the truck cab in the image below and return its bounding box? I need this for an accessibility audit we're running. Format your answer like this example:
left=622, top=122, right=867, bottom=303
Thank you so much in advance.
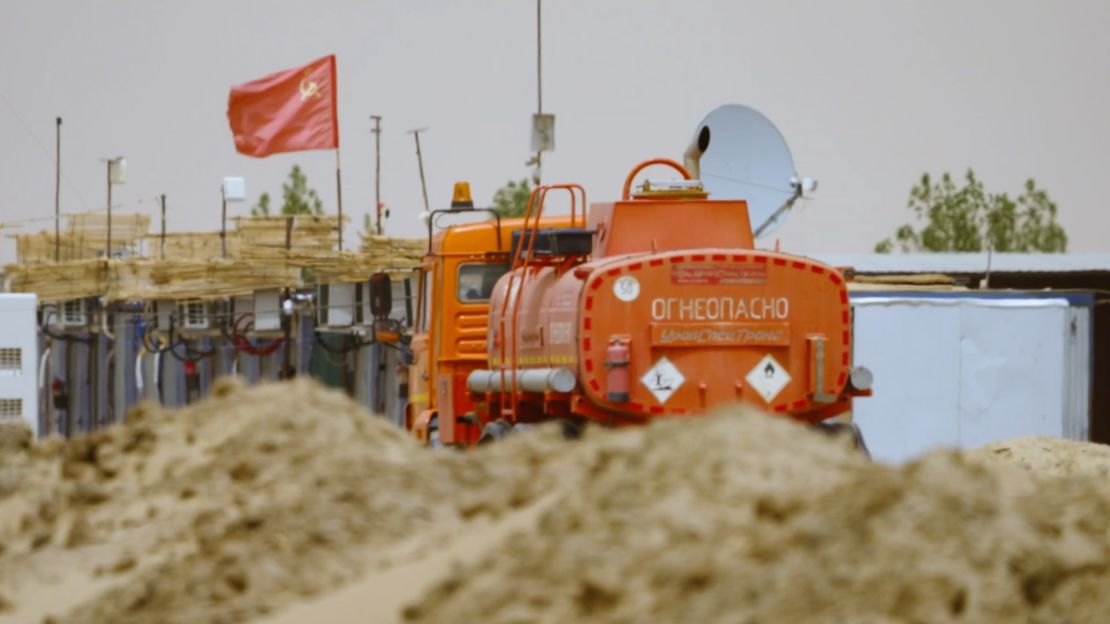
left=406, top=190, right=573, bottom=446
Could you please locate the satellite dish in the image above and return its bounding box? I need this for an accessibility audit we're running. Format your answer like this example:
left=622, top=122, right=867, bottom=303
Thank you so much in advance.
left=685, top=104, right=810, bottom=239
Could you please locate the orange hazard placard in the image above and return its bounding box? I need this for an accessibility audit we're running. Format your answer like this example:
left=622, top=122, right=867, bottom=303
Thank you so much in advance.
left=650, top=322, right=790, bottom=347
left=670, top=262, right=767, bottom=285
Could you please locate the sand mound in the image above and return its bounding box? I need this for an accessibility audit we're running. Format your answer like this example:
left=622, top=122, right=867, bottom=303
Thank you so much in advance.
left=406, top=416, right=1110, bottom=624
left=968, top=436, right=1110, bottom=479
left=4, top=380, right=1110, bottom=624
left=0, top=378, right=563, bottom=623
left=0, top=422, right=32, bottom=454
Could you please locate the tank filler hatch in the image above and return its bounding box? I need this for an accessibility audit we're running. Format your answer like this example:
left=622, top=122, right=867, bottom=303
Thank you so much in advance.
left=631, top=179, right=708, bottom=200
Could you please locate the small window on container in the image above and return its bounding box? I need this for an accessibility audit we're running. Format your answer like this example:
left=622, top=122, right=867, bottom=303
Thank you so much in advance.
left=0, top=348, right=21, bottom=375
left=0, top=398, right=21, bottom=420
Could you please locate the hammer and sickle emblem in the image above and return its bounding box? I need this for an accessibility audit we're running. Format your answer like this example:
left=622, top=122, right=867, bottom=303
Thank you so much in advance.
left=299, top=69, right=322, bottom=100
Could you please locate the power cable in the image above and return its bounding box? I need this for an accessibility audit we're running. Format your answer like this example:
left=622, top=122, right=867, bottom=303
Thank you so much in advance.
left=0, top=90, right=91, bottom=211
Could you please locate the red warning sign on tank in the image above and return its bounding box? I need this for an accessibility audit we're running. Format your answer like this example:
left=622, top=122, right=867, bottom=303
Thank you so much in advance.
left=745, top=354, right=791, bottom=403
left=671, top=262, right=767, bottom=285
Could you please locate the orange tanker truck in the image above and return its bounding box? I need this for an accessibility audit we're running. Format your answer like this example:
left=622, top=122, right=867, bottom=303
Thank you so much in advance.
left=385, top=107, right=872, bottom=447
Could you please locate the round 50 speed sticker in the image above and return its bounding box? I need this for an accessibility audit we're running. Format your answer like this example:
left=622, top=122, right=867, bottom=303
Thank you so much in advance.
left=613, top=275, right=640, bottom=302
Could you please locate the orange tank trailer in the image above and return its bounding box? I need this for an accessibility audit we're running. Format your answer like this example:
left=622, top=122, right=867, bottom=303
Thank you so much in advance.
left=405, top=160, right=871, bottom=446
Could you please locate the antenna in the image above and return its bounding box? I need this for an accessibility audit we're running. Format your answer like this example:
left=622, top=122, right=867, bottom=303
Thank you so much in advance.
left=686, top=104, right=814, bottom=239
left=407, top=127, right=431, bottom=214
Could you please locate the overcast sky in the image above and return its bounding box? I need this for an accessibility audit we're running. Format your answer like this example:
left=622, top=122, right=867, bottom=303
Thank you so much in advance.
left=2, top=0, right=1109, bottom=263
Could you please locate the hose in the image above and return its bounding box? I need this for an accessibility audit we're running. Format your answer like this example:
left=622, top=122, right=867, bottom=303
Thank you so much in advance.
left=138, top=316, right=172, bottom=354
left=38, top=344, right=50, bottom=399
left=166, top=340, right=213, bottom=364
left=135, top=347, right=146, bottom=396
left=39, top=342, right=51, bottom=435
left=313, top=330, right=373, bottom=355
left=165, top=323, right=212, bottom=364
left=231, top=313, right=284, bottom=357
left=100, top=310, right=115, bottom=341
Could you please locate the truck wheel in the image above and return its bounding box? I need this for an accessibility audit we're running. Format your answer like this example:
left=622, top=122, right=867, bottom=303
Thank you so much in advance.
left=557, top=419, right=584, bottom=440
left=477, top=419, right=512, bottom=445
left=427, top=416, right=444, bottom=449
left=477, top=419, right=584, bottom=444
left=811, top=421, right=870, bottom=458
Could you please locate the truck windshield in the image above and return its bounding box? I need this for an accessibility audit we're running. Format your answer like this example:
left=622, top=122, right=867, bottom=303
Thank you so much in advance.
left=457, top=262, right=509, bottom=302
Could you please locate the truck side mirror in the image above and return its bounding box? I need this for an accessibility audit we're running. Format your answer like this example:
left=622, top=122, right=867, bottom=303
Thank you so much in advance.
left=369, top=272, right=392, bottom=320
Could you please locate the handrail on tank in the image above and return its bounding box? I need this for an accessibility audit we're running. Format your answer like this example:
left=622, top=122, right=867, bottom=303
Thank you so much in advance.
left=497, top=182, right=588, bottom=421
left=512, top=184, right=588, bottom=270
left=620, top=158, right=692, bottom=200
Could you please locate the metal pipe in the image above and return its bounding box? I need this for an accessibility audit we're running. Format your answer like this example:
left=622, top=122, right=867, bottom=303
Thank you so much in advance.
left=100, top=307, right=115, bottom=340
left=160, top=194, right=166, bottom=259
left=221, top=185, right=228, bottom=258
left=54, top=117, right=61, bottom=262
left=467, top=367, right=576, bottom=394
left=106, top=160, right=112, bottom=257
left=683, top=125, right=711, bottom=181
left=335, top=147, right=344, bottom=250
left=753, top=183, right=803, bottom=238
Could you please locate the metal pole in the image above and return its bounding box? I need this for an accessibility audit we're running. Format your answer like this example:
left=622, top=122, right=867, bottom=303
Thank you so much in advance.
left=63, top=340, right=72, bottom=437
left=106, top=161, right=112, bottom=258
left=54, top=117, right=61, bottom=262
left=335, top=148, right=344, bottom=250
left=160, top=194, right=166, bottom=259
left=408, top=128, right=430, bottom=213
left=220, top=185, right=228, bottom=258
left=537, top=0, right=542, bottom=116
left=534, top=0, right=543, bottom=185
left=371, top=115, right=382, bottom=234
left=112, top=310, right=126, bottom=425
left=281, top=217, right=294, bottom=379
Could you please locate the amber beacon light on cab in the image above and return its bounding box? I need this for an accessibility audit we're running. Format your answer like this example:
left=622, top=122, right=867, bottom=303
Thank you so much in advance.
left=370, top=105, right=873, bottom=447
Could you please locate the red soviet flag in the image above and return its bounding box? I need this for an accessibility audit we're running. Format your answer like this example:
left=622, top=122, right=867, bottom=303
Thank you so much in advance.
left=227, top=55, right=339, bottom=157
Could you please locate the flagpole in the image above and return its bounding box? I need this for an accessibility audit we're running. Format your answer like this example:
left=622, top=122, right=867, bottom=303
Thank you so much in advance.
left=335, top=147, right=343, bottom=251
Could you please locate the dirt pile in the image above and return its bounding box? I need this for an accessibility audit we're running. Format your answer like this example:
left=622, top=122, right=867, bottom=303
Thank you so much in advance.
left=406, top=416, right=1110, bottom=624
left=968, top=435, right=1110, bottom=479
left=0, top=378, right=564, bottom=623
left=4, top=379, right=1110, bottom=624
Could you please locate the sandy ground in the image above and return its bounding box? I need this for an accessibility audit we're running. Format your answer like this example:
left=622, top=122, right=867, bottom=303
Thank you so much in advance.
left=967, top=435, right=1110, bottom=479
left=2, top=378, right=1109, bottom=623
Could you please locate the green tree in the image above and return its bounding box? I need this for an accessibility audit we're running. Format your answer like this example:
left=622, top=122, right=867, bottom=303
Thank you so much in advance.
left=492, top=178, right=532, bottom=218
left=250, top=192, right=271, bottom=217
left=250, top=165, right=325, bottom=217
left=875, top=170, right=1067, bottom=253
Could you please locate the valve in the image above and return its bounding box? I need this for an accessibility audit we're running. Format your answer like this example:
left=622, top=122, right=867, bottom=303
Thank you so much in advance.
left=51, top=378, right=68, bottom=410
left=184, top=360, right=200, bottom=403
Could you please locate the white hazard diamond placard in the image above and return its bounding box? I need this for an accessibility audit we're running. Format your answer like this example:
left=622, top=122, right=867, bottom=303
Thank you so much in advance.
left=745, top=354, right=792, bottom=404
left=640, top=356, right=685, bottom=405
